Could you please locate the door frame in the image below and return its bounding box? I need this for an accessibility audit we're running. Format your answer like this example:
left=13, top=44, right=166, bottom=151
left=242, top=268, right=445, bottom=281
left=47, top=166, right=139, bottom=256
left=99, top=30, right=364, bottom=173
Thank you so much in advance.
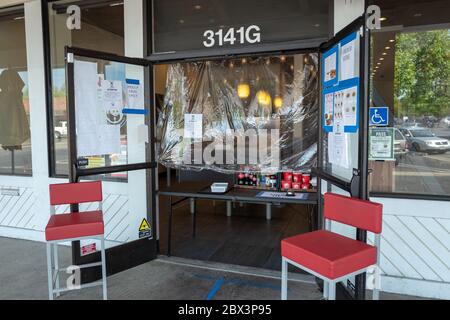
left=65, top=46, right=158, bottom=284
left=315, top=15, right=371, bottom=300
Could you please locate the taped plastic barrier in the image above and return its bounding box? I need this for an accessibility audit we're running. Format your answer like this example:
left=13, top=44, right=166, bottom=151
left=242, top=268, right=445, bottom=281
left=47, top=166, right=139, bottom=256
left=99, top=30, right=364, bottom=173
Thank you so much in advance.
left=156, top=54, right=318, bottom=173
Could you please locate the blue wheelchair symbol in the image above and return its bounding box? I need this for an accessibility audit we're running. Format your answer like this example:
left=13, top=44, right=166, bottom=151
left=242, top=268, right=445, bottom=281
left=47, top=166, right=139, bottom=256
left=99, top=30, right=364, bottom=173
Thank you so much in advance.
left=369, top=107, right=389, bottom=126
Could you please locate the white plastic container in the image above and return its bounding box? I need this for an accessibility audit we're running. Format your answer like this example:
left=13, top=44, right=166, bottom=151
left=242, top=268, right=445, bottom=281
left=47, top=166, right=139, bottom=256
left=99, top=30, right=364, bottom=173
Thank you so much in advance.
left=211, top=182, right=229, bottom=193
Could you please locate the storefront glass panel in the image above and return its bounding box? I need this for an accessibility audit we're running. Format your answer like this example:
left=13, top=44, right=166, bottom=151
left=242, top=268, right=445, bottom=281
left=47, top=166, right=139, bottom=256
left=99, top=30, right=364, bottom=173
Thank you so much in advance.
left=369, top=0, right=450, bottom=196
left=47, top=0, right=124, bottom=177
left=0, top=6, right=31, bottom=176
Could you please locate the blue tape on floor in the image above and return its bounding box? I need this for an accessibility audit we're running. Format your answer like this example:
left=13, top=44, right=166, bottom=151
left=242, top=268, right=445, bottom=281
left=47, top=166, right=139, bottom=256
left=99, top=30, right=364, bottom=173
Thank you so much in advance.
left=206, top=278, right=224, bottom=300
left=195, top=274, right=285, bottom=300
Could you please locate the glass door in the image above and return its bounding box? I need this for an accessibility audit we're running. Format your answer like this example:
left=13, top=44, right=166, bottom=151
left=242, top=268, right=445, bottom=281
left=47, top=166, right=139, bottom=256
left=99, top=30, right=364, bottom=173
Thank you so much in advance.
left=316, top=16, right=370, bottom=299
left=65, top=47, right=157, bottom=283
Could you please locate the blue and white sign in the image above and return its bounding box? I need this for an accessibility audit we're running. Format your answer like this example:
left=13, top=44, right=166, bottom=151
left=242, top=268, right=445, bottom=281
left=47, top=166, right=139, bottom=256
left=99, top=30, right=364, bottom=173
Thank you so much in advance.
left=369, top=107, right=389, bottom=126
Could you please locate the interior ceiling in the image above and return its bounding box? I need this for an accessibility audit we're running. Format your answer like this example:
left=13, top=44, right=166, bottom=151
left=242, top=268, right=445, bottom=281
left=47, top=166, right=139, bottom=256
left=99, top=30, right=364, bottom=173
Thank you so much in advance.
left=52, top=1, right=124, bottom=37
left=80, top=5, right=124, bottom=37
left=373, top=0, right=450, bottom=28
left=371, top=0, right=450, bottom=82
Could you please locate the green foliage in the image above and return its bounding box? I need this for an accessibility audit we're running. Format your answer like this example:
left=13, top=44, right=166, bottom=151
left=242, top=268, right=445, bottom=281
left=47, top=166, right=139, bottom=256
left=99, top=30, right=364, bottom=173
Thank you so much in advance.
left=395, top=30, right=450, bottom=117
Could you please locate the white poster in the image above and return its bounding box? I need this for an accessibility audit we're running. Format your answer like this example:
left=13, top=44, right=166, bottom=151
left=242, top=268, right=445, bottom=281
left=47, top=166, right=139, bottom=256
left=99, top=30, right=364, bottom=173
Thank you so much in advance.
left=74, top=60, right=121, bottom=157
left=184, top=114, right=203, bottom=140
left=74, top=60, right=100, bottom=157
left=340, top=39, right=356, bottom=80
left=328, top=132, right=350, bottom=169
left=126, top=79, right=144, bottom=109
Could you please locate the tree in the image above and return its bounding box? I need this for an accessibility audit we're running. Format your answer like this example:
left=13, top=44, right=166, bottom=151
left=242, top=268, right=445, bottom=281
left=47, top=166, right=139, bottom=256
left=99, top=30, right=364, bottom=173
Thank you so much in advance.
left=394, top=29, right=450, bottom=118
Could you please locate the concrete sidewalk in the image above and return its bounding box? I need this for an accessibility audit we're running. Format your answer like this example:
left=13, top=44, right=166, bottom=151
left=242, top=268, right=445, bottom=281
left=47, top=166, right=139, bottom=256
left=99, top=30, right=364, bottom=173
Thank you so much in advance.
left=0, top=237, right=426, bottom=300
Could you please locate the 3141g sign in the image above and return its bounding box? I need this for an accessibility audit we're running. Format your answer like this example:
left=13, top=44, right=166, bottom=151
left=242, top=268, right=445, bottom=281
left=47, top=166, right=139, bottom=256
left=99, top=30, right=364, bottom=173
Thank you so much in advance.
left=203, top=25, right=261, bottom=48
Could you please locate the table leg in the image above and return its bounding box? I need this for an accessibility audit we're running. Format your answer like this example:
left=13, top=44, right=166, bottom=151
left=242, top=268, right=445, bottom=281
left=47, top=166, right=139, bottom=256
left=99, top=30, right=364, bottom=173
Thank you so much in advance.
left=192, top=198, right=196, bottom=238
left=167, top=196, right=172, bottom=256
left=226, top=201, right=232, bottom=217
left=190, top=198, right=195, bottom=214
left=266, top=203, right=272, bottom=220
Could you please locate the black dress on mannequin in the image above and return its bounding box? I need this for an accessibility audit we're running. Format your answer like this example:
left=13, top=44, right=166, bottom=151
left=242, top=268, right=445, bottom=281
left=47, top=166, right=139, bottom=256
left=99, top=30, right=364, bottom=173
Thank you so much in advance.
left=0, top=68, right=30, bottom=151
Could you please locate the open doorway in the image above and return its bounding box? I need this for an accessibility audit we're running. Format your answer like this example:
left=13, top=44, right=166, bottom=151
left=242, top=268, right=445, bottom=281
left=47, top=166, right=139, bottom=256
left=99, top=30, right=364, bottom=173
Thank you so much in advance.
left=154, top=52, right=319, bottom=270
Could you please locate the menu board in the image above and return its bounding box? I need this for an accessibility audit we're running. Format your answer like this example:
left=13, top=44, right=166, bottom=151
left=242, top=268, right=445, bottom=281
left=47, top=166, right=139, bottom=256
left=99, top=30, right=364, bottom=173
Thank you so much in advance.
left=322, top=31, right=359, bottom=133
left=323, top=78, right=359, bottom=133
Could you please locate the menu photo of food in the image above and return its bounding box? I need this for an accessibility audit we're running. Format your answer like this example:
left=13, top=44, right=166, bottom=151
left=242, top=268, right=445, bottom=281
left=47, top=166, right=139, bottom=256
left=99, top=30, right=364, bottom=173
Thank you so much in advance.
left=333, top=90, right=344, bottom=122
left=324, top=92, right=334, bottom=126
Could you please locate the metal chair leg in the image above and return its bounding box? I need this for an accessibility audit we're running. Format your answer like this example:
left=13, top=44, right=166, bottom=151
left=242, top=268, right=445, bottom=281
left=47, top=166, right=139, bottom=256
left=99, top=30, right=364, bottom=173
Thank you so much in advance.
left=281, top=257, right=288, bottom=300
left=101, top=237, right=108, bottom=300
left=373, top=267, right=380, bottom=300
left=328, top=282, right=336, bottom=300
left=53, top=243, right=60, bottom=297
left=323, top=280, right=329, bottom=299
left=46, top=243, right=54, bottom=300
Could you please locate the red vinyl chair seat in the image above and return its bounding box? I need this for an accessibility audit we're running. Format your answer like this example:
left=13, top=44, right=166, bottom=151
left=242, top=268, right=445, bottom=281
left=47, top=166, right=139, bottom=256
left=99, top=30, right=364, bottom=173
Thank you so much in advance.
left=45, top=211, right=104, bottom=241
left=281, top=230, right=377, bottom=280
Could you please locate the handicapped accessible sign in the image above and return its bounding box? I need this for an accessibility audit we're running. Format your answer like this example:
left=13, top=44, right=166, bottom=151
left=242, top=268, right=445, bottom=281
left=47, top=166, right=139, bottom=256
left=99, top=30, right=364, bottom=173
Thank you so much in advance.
left=369, top=107, right=389, bottom=126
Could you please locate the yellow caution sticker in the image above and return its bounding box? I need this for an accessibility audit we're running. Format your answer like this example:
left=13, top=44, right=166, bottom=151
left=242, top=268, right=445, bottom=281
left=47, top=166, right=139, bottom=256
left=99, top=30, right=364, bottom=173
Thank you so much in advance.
left=139, top=218, right=151, bottom=238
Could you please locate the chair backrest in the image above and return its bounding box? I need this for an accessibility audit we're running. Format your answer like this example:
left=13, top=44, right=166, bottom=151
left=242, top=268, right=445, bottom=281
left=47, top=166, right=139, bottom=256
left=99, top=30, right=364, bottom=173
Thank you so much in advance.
left=324, top=193, right=383, bottom=234
left=49, top=181, right=102, bottom=206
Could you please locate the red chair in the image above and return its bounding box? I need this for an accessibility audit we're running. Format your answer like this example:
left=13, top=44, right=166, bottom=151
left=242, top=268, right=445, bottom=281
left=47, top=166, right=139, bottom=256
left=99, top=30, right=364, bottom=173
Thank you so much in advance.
left=281, top=193, right=382, bottom=300
left=45, top=181, right=107, bottom=300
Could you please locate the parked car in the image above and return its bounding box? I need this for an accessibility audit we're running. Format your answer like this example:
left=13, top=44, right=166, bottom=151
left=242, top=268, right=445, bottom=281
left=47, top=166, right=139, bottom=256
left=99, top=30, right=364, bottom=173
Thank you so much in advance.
left=399, top=127, right=450, bottom=154
left=54, top=121, right=68, bottom=139
left=443, top=116, right=450, bottom=128
left=394, top=128, right=408, bottom=165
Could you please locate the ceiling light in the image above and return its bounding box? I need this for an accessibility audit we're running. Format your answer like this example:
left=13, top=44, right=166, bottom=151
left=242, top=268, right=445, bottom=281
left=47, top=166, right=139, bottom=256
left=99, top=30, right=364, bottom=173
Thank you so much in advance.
left=382, top=52, right=387, bottom=55
left=379, top=57, right=385, bottom=61
left=380, top=17, right=387, bottom=21
left=413, top=13, right=422, bottom=17
left=242, top=58, right=247, bottom=64
left=389, top=39, right=395, bottom=43
left=274, top=96, right=283, bottom=109
left=179, top=19, right=185, bottom=24
left=14, top=16, right=24, bottom=20
left=257, top=90, right=271, bottom=106
left=194, top=5, right=202, bottom=10
left=110, top=2, right=123, bottom=6
left=280, top=56, right=286, bottom=62
left=377, top=62, right=381, bottom=65
left=237, top=83, right=250, bottom=99
left=313, top=23, right=320, bottom=27
left=385, top=46, right=390, bottom=50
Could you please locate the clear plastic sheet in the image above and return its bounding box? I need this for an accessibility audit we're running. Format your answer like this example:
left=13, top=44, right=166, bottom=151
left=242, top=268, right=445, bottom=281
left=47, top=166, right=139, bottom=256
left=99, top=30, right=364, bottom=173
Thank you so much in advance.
left=156, top=54, right=318, bottom=173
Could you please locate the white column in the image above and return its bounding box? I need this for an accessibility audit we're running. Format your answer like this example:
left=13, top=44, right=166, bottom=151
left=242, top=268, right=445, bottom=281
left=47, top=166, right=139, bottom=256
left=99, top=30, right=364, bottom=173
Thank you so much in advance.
left=124, top=0, right=149, bottom=241
left=25, top=0, right=51, bottom=237
left=334, top=0, right=365, bottom=34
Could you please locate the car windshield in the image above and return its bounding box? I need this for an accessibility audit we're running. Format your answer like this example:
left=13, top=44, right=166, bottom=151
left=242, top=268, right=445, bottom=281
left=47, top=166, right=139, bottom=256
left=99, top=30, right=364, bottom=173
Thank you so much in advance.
left=410, top=129, right=435, bottom=137
left=395, top=130, right=404, bottom=140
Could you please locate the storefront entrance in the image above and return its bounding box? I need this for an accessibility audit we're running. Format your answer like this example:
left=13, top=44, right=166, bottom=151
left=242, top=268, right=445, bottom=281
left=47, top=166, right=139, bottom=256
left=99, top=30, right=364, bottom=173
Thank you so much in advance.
left=64, top=1, right=370, bottom=298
